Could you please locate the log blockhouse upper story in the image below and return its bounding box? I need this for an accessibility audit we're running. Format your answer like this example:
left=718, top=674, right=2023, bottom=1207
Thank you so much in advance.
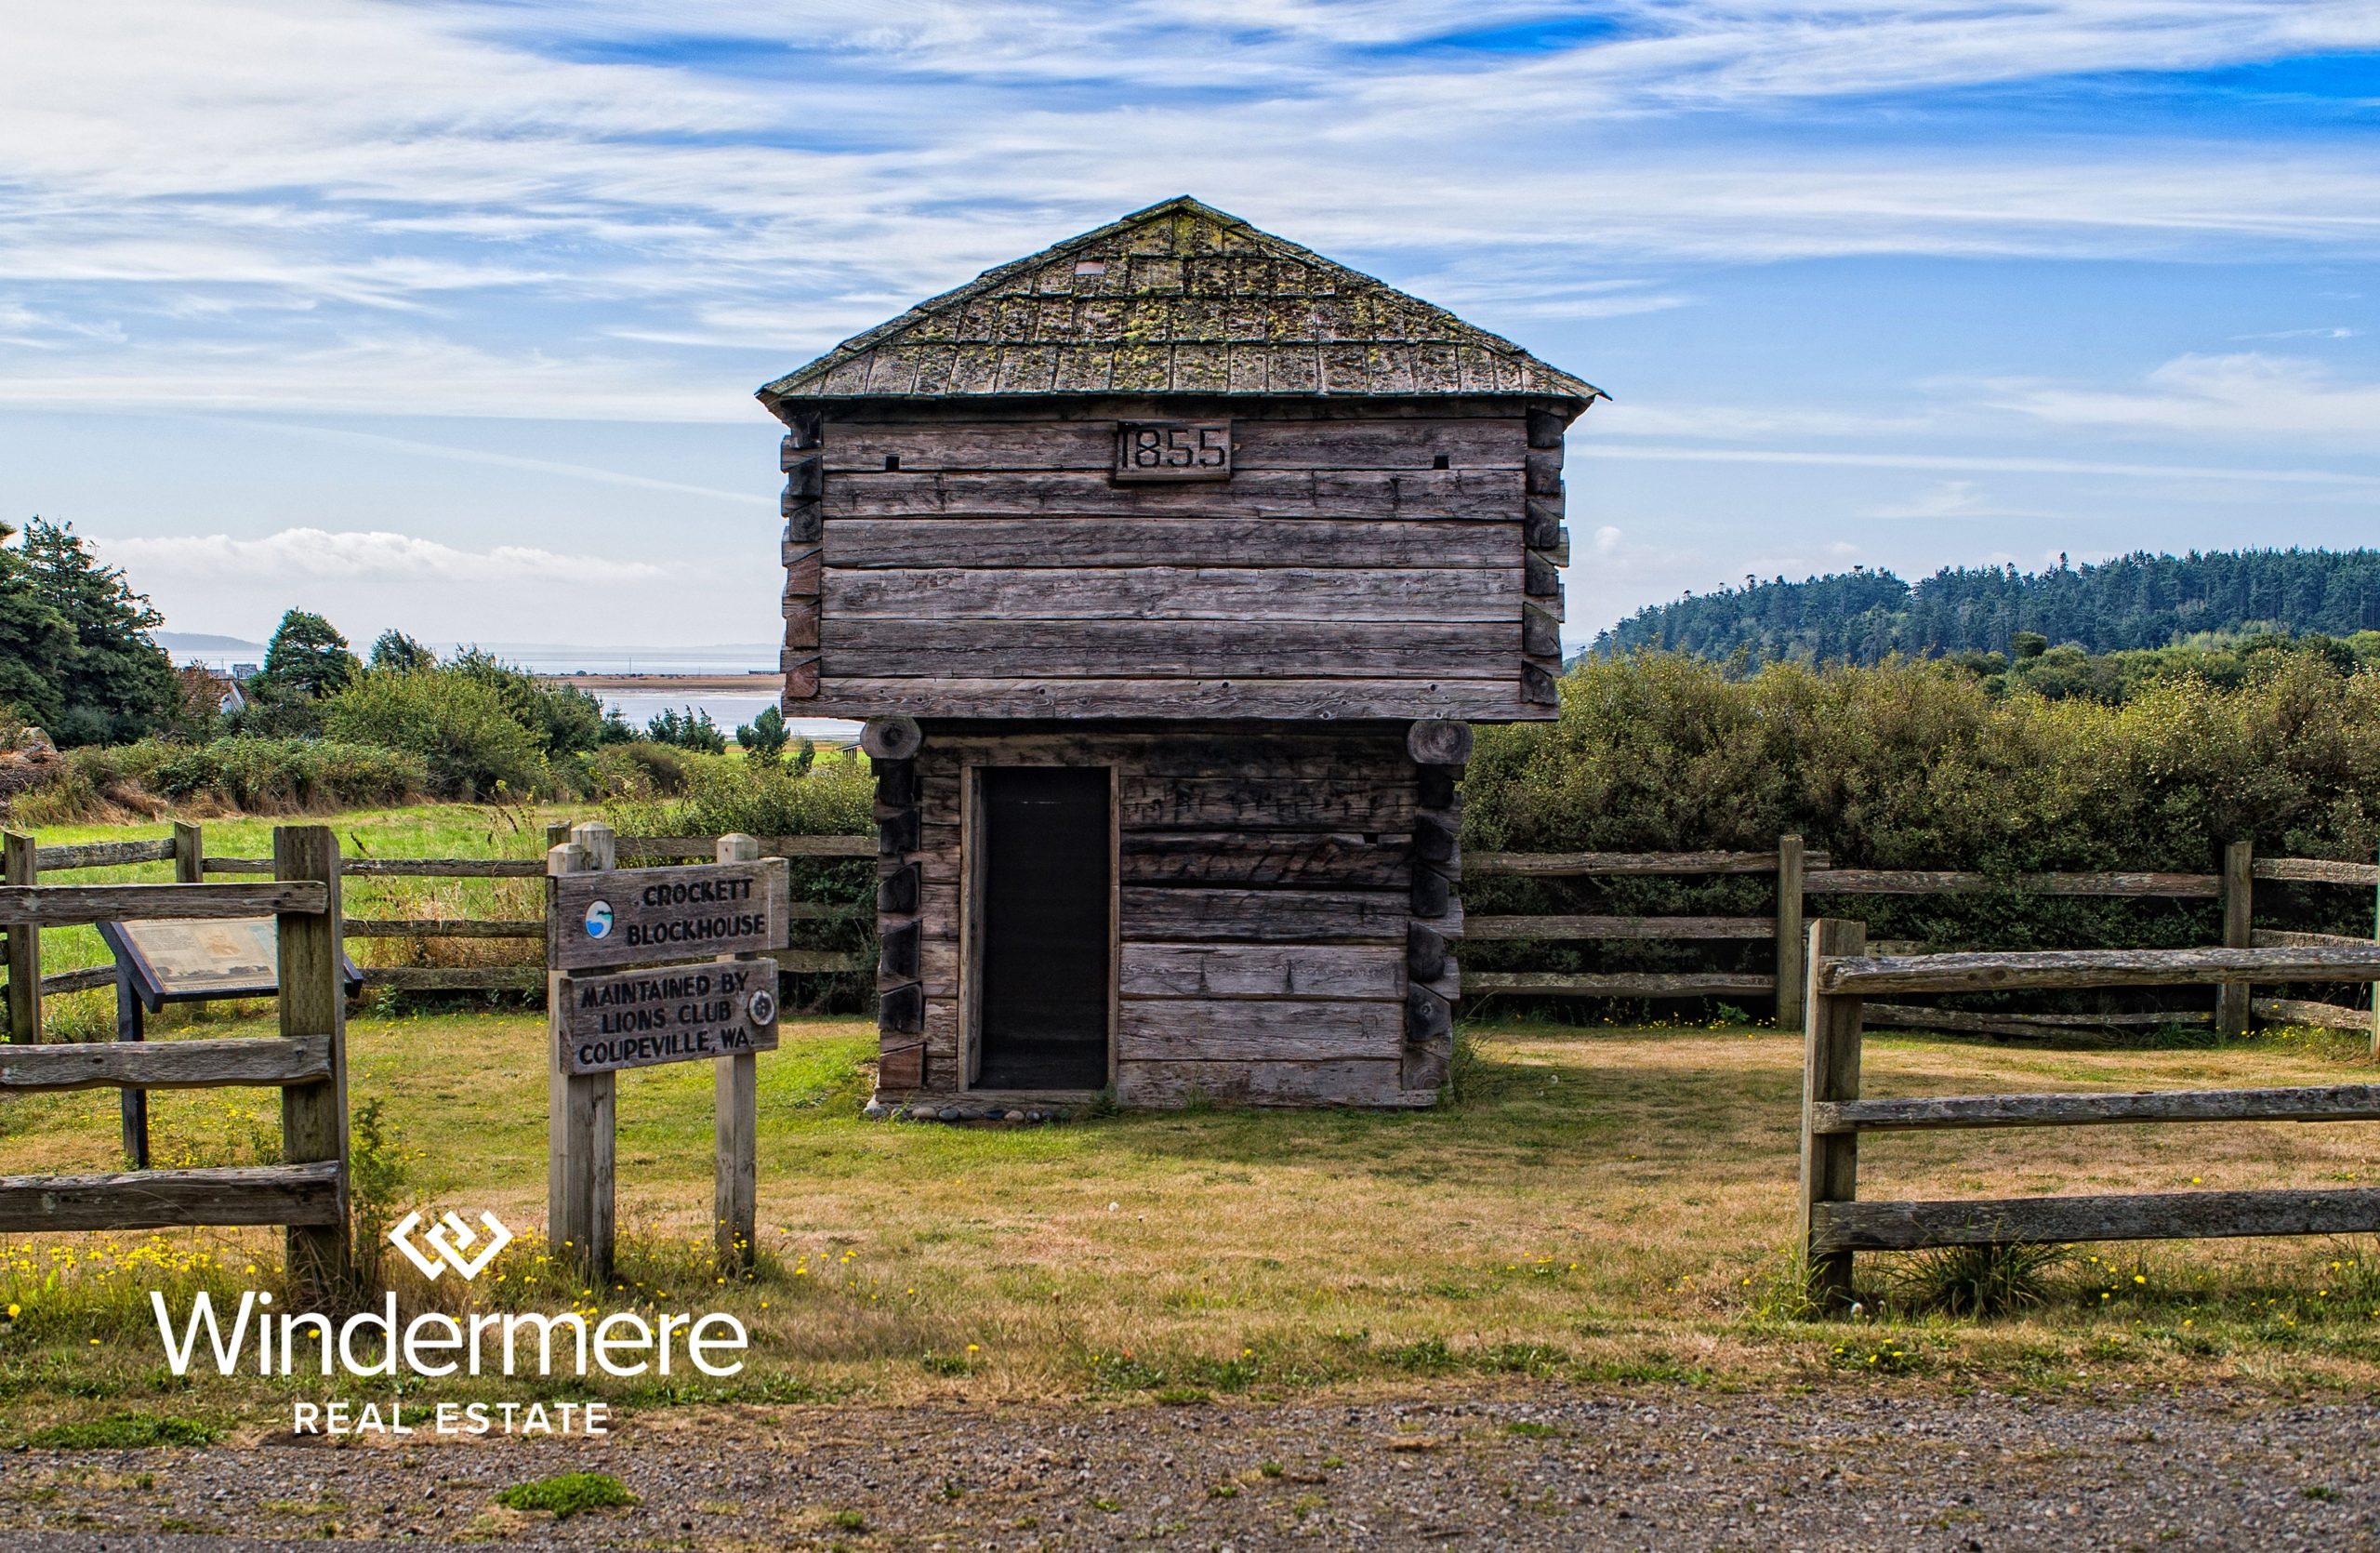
left=759, top=196, right=1602, bottom=724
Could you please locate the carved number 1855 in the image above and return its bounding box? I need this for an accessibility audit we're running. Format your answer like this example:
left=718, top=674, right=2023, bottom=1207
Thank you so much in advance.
left=1129, top=425, right=1227, bottom=468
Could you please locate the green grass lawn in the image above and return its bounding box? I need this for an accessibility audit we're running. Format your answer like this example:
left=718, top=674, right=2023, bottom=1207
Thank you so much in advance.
left=5, top=1011, right=2380, bottom=1440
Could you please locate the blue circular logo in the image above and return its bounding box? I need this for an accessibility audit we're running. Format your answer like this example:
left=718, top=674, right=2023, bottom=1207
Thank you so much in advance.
left=584, top=900, right=614, bottom=939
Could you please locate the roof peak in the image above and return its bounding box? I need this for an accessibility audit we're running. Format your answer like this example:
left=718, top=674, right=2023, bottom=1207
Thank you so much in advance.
left=760, top=200, right=1603, bottom=406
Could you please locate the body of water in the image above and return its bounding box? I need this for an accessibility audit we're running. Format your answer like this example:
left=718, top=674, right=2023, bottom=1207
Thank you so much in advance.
left=599, top=692, right=856, bottom=745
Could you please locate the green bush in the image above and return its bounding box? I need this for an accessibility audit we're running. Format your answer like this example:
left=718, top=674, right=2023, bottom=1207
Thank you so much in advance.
left=1464, top=651, right=2380, bottom=1014
left=324, top=669, right=549, bottom=800
left=14, top=736, right=424, bottom=820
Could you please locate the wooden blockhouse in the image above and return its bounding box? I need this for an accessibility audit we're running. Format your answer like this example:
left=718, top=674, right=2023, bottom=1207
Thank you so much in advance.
left=757, top=196, right=1601, bottom=1108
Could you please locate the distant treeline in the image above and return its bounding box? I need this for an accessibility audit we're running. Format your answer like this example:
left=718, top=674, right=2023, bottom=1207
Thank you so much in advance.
left=1593, top=549, right=2380, bottom=664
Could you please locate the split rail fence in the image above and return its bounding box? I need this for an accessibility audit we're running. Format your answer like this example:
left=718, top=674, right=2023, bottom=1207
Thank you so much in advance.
left=1797, top=917, right=2380, bottom=1308
left=1465, top=837, right=2380, bottom=1046
left=0, top=821, right=873, bottom=1040
left=0, top=825, right=350, bottom=1300
left=5, top=823, right=2374, bottom=1049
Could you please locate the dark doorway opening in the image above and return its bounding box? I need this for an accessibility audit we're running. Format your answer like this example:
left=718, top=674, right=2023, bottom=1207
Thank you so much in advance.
left=974, top=767, right=1111, bottom=1090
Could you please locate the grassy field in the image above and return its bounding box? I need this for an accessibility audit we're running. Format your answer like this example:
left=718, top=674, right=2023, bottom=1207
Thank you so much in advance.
left=9, top=803, right=575, bottom=1041
left=4, top=1011, right=2379, bottom=1441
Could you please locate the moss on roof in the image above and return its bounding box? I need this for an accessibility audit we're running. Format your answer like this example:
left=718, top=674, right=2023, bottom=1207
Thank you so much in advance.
left=758, top=196, right=1602, bottom=405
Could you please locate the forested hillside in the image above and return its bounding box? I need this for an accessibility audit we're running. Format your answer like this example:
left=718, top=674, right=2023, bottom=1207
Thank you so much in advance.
left=1593, top=549, right=2380, bottom=663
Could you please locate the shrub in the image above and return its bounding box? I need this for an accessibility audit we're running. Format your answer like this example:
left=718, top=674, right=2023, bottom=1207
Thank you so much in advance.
left=1462, top=652, right=2380, bottom=1014
left=645, top=706, right=727, bottom=754
left=324, top=669, right=549, bottom=800
left=588, top=740, right=689, bottom=798
left=12, top=736, right=424, bottom=820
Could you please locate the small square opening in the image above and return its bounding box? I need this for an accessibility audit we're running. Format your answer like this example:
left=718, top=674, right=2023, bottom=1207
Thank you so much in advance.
left=1432, top=453, right=1451, bottom=470
left=883, top=454, right=900, bottom=471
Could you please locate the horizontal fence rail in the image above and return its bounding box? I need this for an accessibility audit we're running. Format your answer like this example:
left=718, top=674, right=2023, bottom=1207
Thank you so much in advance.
left=1466, top=835, right=2379, bottom=1043
left=1799, top=917, right=2380, bottom=1307
left=1818, top=944, right=2380, bottom=997
left=0, top=881, right=325, bottom=928
left=0, top=1161, right=343, bottom=1234
left=0, top=825, right=352, bottom=1301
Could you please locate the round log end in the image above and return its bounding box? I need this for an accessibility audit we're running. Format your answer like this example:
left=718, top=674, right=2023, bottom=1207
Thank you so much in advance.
left=1408, top=720, right=1473, bottom=766
left=861, top=716, right=925, bottom=761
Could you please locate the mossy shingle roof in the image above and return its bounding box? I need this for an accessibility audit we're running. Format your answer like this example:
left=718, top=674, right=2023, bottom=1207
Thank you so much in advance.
left=758, top=196, right=1602, bottom=406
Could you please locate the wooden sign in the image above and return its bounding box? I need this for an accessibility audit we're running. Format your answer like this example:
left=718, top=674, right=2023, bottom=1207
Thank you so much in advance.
left=549, top=859, right=787, bottom=971
left=556, top=960, right=780, bottom=1076
left=1115, top=420, right=1231, bottom=482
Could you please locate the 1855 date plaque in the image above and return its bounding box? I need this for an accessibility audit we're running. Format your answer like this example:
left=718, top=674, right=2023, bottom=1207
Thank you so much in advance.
left=1114, top=420, right=1231, bottom=482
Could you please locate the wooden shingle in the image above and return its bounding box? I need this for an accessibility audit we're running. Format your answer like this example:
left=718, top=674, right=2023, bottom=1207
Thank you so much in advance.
left=759, top=196, right=1600, bottom=407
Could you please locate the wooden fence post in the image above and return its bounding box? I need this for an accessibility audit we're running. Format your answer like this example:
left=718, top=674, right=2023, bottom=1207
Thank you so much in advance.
left=2370, top=843, right=2379, bottom=1065
left=5, top=830, right=37, bottom=1042
left=1774, top=834, right=1805, bottom=1029
left=117, top=820, right=207, bottom=1164
left=548, top=821, right=615, bottom=1284
left=715, top=832, right=760, bottom=1274
left=1801, top=916, right=1866, bottom=1311
left=275, top=824, right=350, bottom=1305
left=2218, top=841, right=2253, bottom=1036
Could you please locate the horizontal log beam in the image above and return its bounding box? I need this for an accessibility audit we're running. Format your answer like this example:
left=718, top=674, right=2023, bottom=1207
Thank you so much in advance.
left=34, top=838, right=177, bottom=871
left=618, top=834, right=874, bottom=859
left=2254, top=996, right=2374, bottom=1031
left=205, top=857, right=547, bottom=878
left=37, top=965, right=117, bottom=996
left=1813, top=1082, right=2380, bottom=1135
left=1468, top=971, right=1776, bottom=998
left=1812, top=1188, right=2380, bottom=1253
left=1805, top=869, right=2218, bottom=897
left=1864, top=1002, right=2212, bottom=1040
left=1465, top=913, right=1774, bottom=941
left=358, top=966, right=542, bottom=990
left=2254, top=856, right=2380, bottom=886
left=1, top=1035, right=332, bottom=1093
left=2253, top=929, right=2373, bottom=949
left=0, top=882, right=326, bottom=927
left=1470, top=849, right=1829, bottom=878
left=345, top=919, right=543, bottom=939
left=0, top=1161, right=344, bottom=1233
left=1818, top=944, right=2380, bottom=995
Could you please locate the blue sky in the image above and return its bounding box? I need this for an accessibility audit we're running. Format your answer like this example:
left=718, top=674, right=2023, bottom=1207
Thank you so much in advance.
left=1, top=1, right=2374, bottom=655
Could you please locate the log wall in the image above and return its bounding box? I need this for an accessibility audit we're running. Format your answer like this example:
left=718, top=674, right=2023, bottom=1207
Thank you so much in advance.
left=777, top=400, right=1567, bottom=722
left=875, top=723, right=1460, bottom=1108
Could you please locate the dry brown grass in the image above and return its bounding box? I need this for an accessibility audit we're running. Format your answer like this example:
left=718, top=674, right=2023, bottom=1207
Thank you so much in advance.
left=4, top=1015, right=2379, bottom=1432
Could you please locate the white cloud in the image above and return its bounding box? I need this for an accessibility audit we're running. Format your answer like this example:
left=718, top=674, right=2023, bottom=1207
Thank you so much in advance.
left=1987, top=352, right=2380, bottom=443
left=1575, top=441, right=2380, bottom=487
left=112, top=528, right=675, bottom=585
left=1862, top=479, right=2058, bottom=521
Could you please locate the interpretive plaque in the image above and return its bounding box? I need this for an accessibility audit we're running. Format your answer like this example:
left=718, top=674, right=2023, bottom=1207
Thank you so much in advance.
left=98, top=917, right=363, bottom=1009
left=549, top=859, right=787, bottom=972
left=555, top=959, right=781, bottom=1076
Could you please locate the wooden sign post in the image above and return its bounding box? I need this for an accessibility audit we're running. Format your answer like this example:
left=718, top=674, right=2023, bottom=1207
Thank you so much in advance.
left=546, top=822, right=787, bottom=1281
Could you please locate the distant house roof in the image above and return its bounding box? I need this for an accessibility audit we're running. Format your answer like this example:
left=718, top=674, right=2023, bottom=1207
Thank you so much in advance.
left=758, top=196, right=1603, bottom=408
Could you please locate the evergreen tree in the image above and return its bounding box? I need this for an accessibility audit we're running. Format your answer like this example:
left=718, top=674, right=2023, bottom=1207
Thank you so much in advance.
left=17, top=519, right=178, bottom=744
left=235, top=609, right=362, bottom=737
left=734, top=704, right=790, bottom=763
left=0, top=523, right=73, bottom=730
left=258, top=610, right=361, bottom=701
left=369, top=629, right=437, bottom=672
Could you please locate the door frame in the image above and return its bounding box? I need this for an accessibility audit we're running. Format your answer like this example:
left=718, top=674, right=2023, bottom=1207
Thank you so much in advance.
left=959, top=761, right=1118, bottom=1094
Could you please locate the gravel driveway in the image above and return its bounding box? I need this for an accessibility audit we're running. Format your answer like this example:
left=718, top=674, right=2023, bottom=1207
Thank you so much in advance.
left=3, top=1387, right=2373, bottom=1549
